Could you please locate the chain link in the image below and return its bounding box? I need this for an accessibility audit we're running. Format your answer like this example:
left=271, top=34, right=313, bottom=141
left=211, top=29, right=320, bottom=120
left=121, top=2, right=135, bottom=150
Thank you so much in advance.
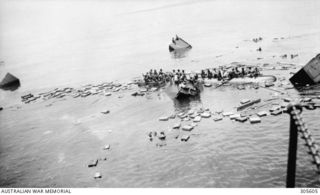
left=288, top=103, right=320, bottom=172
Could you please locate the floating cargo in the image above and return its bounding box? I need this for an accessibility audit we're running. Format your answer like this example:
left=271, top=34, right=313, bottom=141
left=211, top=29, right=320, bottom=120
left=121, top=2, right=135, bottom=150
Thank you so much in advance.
left=264, top=82, right=275, bottom=87
left=240, top=99, right=251, bottom=104
left=181, top=135, right=190, bottom=142
left=270, top=105, right=281, bottom=112
left=230, top=114, right=241, bottom=120
left=0, top=73, right=20, bottom=90
left=213, top=116, right=223, bottom=121
left=257, top=111, right=268, bottom=117
left=249, top=116, right=261, bottom=124
left=94, top=172, right=102, bottom=179
left=290, top=53, right=320, bottom=87
left=169, top=114, right=176, bottom=119
left=159, top=116, right=169, bottom=121
left=177, top=113, right=186, bottom=119
left=193, top=116, right=201, bottom=122
left=204, top=83, right=212, bottom=87
left=283, top=97, right=292, bottom=102
left=190, top=113, right=198, bottom=119
left=103, top=145, right=110, bottom=150
left=158, top=133, right=166, bottom=140
left=169, top=35, right=192, bottom=52
left=190, top=122, right=198, bottom=128
left=235, top=116, right=248, bottom=122
left=201, top=112, right=211, bottom=118
left=271, top=110, right=282, bottom=116
left=188, top=110, right=195, bottom=115
left=182, top=125, right=193, bottom=131
left=237, top=99, right=261, bottom=111
left=173, top=123, right=181, bottom=129
left=222, top=112, right=234, bottom=117
left=88, top=159, right=98, bottom=167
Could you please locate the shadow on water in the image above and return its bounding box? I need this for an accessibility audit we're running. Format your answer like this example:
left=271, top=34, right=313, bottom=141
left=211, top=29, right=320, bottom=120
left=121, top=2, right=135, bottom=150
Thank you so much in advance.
left=172, top=95, right=202, bottom=112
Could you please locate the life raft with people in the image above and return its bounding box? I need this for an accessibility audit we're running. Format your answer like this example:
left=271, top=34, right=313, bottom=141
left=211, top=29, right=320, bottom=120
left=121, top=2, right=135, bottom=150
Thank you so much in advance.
left=200, top=75, right=277, bottom=85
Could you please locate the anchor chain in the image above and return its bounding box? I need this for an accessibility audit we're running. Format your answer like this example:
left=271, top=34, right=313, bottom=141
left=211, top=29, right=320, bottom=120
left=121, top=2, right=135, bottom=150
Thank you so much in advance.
left=287, top=103, right=320, bottom=172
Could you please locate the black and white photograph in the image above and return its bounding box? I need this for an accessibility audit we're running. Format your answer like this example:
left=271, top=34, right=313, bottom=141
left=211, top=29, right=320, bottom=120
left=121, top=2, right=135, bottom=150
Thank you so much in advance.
left=1, top=0, right=320, bottom=191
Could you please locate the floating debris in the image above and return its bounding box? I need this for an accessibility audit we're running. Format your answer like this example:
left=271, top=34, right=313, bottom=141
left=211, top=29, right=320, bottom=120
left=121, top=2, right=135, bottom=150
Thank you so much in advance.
left=182, top=125, right=193, bottom=131
left=237, top=99, right=261, bottom=111
left=169, top=114, right=176, bottom=119
left=283, top=97, right=292, bottom=102
left=222, top=112, right=234, bottom=117
left=230, top=114, right=241, bottom=120
left=235, top=116, right=248, bottom=122
left=101, top=110, right=110, bottom=114
left=159, top=116, right=169, bottom=121
left=201, top=112, right=211, bottom=118
left=265, top=82, right=275, bottom=87
left=190, top=122, right=198, bottom=128
left=290, top=53, right=320, bottom=87
left=204, top=83, right=212, bottom=87
left=257, top=111, right=268, bottom=117
left=213, top=116, right=223, bottom=121
left=193, top=116, right=201, bottom=122
left=271, top=110, right=282, bottom=116
left=0, top=72, right=20, bottom=90
left=103, top=145, right=110, bottom=150
left=181, top=135, right=190, bottom=142
left=88, top=159, right=98, bottom=168
left=158, top=132, right=166, bottom=140
left=173, top=123, right=181, bottom=129
left=94, top=172, right=102, bottom=179
left=249, top=116, right=261, bottom=124
left=240, top=99, right=251, bottom=104
left=131, top=92, right=145, bottom=96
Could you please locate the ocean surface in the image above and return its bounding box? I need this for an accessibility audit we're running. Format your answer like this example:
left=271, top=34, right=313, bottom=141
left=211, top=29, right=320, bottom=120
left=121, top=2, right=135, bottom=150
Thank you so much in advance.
left=1, top=0, right=320, bottom=187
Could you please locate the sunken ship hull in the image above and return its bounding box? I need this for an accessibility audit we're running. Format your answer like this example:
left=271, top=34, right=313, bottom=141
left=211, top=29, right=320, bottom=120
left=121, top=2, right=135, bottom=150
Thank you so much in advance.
left=290, top=54, right=320, bottom=87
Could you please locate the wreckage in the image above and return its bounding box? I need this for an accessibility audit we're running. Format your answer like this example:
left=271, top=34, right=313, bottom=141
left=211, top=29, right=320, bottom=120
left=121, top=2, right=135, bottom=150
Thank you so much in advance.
left=0, top=73, right=20, bottom=90
left=169, top=35, right=192, bottom=52
left=290, top=54, right=320, bottom=87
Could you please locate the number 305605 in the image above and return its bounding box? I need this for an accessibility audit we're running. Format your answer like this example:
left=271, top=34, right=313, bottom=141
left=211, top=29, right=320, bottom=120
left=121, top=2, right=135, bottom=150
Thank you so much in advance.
left=301, top=189, right=318, bottom=193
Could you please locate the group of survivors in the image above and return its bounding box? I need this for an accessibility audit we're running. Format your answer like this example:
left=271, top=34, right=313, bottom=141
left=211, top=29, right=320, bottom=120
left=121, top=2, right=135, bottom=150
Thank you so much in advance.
left=142, top=65, right=261, bottom=87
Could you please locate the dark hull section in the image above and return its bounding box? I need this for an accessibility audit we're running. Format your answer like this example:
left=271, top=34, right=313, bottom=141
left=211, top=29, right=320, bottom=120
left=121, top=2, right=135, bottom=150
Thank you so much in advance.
left=169, top=45, right=174, bottom=52
left=176, top=91, right=198, bottom=99
left=290, top=68, right=316, bottom=87
left=176, top=87, right=200, bottom=99
left=0, top=73, right=20, bottom=91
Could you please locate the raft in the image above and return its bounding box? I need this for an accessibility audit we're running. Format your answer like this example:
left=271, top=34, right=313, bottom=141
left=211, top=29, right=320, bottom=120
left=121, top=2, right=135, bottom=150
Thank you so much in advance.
left=201, top=75, right=276, bottom=85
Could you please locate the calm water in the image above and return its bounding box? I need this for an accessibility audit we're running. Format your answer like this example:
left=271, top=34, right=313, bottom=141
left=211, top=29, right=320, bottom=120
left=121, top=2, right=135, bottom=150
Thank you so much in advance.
left=1, top=0, right=320, bottom=187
